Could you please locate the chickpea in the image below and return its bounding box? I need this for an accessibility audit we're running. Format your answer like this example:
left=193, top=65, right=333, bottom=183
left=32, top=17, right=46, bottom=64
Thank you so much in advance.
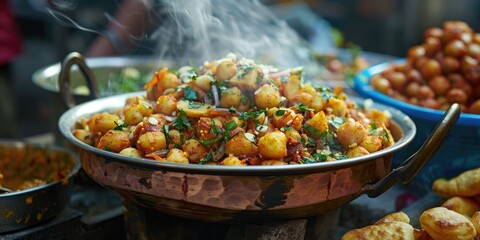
left=360, top=135, right=383, bottom=153
left=417, top=85, right=435, bottom=100
left=182, top=139, right=208, bottom=163
left=215, top=59, right=237, bottom=81
left=284, top=128, right=301, bottom=141
left=424, top=37, right=442, bottom=57
left=220, top=87, right=241, bottom=108
left=124, top=104, right=145, bottom=126
left=468, top=99, right=480, bottom=114
left=336, top=121, right=367, bottom=148
left=272, top=108, right=295, bottom=129
left=346, top=146, right=370, bottom=158
left=194, top=117, right=222, bottom=141
left=428, top=75, right=451, bottom=96
left=260, top=160, right=287, bottom=166
left=405, top=69, right=424, bottom=84
left=220, top=156, right=247, bottom=166
left=328, top=98, right=347, bottom=117
left=305, top=111, right=328, bottom=137
left=419, top=98, right=441, bottom=109
left=192, top=75, right=214, bottom=92
left=289, top=92, right=313, bottom=107
left=165, top=148, right=189, bottom=164
left=371, top=75, right=393, bottom=95
left=119, top=147, right=143, bottom=158
left=311, top=93, right=327, bottom=112
left=87, top=112, right=120, bottom=135
left=283, top=74, right=301, bottom=100
left=467, top=43, right=480, bottom=59
left=446, top=88, right=468, bottom=105
left=136, top=132, right=167, bottom=154
left=424, top=27, right=443, bottom=39
left=254, top=84, right=280, bottom=109
left=407, top=45, right=426, bottom=60
left=155, top=95, right=177, bottom=115
left=384, top=71, right=407, bottom=92
left=72, top=129, right=93, bottom=145
left=440, top=56, right=461, bottom=74
left=229, top=65, right=259, bottom=90
left=420, top=59, right=442, bottom=79
left=257, top=131, right=287, bottom=159
left=161, top=72, right=180, bottom=90
left=97, top=130, right=131, bottom=153
left=224, top=133, right=258, bottom=157
left=405, top=82, right=420, bottom=97
left=444, top=40, right=467, bottom=58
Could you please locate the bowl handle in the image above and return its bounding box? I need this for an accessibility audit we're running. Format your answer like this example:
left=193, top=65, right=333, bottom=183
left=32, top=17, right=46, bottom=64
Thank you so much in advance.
left=58, top=52, right=99, bottom=109
left=362, top=103, right=461, bottom=198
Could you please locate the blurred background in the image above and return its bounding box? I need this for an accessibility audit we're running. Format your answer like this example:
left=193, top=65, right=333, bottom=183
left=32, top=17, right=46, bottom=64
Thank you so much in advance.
left=3, top=0, right=480, bottom=138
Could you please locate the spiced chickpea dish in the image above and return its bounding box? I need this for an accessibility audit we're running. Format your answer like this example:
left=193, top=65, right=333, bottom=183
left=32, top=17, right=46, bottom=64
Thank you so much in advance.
left=72, top=54, right=396, bottom=166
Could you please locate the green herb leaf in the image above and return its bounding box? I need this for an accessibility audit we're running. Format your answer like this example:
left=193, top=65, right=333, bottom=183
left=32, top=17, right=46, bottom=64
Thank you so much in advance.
left=183, top=86, right=199, bottom=101
left=198, top=151, right=213, bottom=165
left=173, top=110, right=191, bottom=131
left=113, top=121, right=128, bottom=131
left=224, top=121, right=237, bottom=131
left=275, top=109, right=286, bottom=116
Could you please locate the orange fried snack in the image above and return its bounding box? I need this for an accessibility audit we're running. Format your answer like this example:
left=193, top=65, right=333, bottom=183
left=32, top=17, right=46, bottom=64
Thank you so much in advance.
left=432, top=168, right=480, bottom=198
left=341, top=221, right=414, bottom=240
left=441, top=196, right=480, bottom=217
left=419, top=207, right=477, bottom=240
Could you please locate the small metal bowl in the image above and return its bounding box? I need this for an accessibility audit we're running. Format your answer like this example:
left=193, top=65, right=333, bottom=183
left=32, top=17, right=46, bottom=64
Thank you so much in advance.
left=0, top=141, right=80, bottom=233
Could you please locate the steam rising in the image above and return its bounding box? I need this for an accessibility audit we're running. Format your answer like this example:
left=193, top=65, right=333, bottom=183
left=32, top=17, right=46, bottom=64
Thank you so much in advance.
left=47, top=0, right=322, bottom=76
left=153, top=0, right=314, bottom=69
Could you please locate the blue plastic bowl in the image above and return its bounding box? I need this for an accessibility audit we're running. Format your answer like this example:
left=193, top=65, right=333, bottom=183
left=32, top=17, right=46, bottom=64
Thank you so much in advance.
left=353, top=59, right=480, bottom=195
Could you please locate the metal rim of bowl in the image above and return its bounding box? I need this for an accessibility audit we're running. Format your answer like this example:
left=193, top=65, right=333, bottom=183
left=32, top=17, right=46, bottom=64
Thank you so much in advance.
left=58, top=91, right=417, bottom=176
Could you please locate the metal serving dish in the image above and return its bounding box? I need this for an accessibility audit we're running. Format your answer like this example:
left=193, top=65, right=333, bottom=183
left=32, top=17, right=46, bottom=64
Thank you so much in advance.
left=57, top=53, right=460, bottom=223
left=353, top=60, right=480, bottom=194
left=0, top=142, right=80, bottom=233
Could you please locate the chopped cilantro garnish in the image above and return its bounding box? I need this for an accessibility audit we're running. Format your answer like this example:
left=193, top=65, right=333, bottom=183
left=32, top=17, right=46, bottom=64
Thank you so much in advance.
left=210, top=118, right=219, bottom=135
left=173, top=110, right=191, bottom=131
left=198, top=151, right=213, bottom=165
left=275, top=109, right=286, bottom=116
left=329, top=116, right=345, bottom=129
left=113, top=121, right=128, bottom=130
left=183, top=86, right=199, bottom=101
left=188, top=101, right=203, bottom=109
left=295, top=103, right=313, bottom=113
left=224, top=121, right=237, bottom=131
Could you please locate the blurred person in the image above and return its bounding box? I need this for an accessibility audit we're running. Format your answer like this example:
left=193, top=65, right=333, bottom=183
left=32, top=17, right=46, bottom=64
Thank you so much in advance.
left=84, top=0, right=157, bottom=57
left=0, top=0, right=22, bottom=138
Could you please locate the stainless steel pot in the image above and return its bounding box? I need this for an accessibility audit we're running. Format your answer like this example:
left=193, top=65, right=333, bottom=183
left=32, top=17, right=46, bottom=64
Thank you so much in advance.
left=0, top=141, right=80, bottom=233
left=57, top=52, right=460, bottom=223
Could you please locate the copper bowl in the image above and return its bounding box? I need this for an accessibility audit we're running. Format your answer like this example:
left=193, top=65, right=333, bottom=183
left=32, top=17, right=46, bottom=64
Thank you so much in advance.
left=57, top=52, right=460, bottom=223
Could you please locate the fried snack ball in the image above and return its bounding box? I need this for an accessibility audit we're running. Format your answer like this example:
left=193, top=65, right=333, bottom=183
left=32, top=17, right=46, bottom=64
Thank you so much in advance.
left=257, top=131, right=287, bottom=159
left=432, top=168, right=480, bottom=198
left=360, top=135, right=383, bottom=153
left=346, top=146, right=370, bottom=158
left=215, top=59, right=237, bottom=81
left=97, top=130, right=131, bottom=153
left=341, top=221, right=414, bottom=240
left=375, top=212, right=410, bottom=225
left=441, top=196, right=480, bottom=217
left=419, top=207, right=477, bottom=240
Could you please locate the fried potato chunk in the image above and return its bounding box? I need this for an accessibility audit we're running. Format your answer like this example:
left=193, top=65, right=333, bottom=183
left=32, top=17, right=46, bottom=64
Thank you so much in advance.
left=419, top=207, right=476, bottom=240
